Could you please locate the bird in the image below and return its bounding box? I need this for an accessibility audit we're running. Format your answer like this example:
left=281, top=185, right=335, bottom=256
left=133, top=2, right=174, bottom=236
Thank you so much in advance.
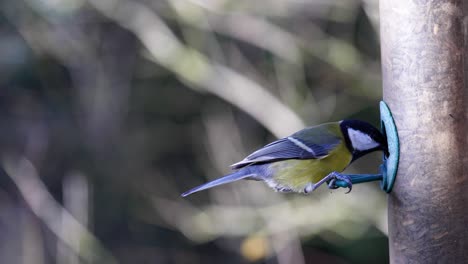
left=181, top=120, right=388, bottom=197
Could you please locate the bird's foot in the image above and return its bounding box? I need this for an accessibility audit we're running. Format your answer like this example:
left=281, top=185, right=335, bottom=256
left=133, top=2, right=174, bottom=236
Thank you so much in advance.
left=302, top=172, right=353, bottom=194
left=326, top=172, right=352, bottom=193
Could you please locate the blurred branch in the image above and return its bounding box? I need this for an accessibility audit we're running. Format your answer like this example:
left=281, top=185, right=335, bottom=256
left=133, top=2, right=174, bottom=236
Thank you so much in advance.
left=6, top=1, right=134, bottom=156
left=361, top=0, right=380, bottom=33
left=21, top=209, right=45, bottom=264
left=169, top=0, right=367, bottom=76
left=152, top=183, right=386, bottom=242
left=170, top=2, right=324, bottom=122
left=58, top=172, right=91, bottom=264
left=169, top=0, right=302, bottom=64
left=183, top=0, right=353, bottom=18
left=89, top=0, right=305, bottom=137
left=167, top=0, right=381, bottom=122
left=3, top=157, right=117, bottom=264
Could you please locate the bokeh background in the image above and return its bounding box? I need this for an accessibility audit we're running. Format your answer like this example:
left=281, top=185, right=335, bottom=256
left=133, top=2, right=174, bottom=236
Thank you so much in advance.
left=0, top=0, right=388, bottom=263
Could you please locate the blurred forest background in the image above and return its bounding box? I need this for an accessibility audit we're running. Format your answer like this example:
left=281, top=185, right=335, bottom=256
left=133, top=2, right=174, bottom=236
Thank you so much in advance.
left=0, top=0, right=388, bottom=263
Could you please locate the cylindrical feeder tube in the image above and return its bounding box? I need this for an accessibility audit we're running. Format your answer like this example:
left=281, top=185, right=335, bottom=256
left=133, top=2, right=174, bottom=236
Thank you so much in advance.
left=380, top=0, right=468, bottom=263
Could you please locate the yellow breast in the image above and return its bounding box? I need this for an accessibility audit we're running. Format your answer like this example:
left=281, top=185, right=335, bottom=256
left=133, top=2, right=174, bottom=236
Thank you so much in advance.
left=268, top=143, right=352, bottom=192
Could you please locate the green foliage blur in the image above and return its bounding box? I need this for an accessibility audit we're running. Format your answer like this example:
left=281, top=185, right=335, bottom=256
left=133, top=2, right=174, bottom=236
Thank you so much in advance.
left=0, top=0, right=388, bottom=263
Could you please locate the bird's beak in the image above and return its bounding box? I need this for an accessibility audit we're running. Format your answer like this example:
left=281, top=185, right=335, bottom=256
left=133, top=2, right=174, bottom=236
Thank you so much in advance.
left=382, top=143, right=389, bottom=158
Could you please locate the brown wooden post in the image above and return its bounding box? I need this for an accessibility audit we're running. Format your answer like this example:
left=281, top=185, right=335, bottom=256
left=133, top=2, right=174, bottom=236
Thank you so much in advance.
left=380, top=1, right=468, bottom=263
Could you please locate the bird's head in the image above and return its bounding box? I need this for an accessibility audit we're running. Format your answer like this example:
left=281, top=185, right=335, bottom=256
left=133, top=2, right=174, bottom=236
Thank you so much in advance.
left=340, top=119, right=388, bottom=162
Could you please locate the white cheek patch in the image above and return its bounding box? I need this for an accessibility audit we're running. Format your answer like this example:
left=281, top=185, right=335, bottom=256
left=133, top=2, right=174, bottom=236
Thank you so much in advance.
left=348, top=128, right=379, bottom=151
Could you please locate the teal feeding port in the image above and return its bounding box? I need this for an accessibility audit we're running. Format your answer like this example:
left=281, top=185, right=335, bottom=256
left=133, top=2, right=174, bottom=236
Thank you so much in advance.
left=379, top=101, right=399, bottom=192
left=334, top=101, right=399, bottom=193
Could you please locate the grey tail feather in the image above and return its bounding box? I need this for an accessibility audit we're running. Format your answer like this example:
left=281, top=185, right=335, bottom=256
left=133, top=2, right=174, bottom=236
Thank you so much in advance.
left=181, top=171, right=254, bottom=197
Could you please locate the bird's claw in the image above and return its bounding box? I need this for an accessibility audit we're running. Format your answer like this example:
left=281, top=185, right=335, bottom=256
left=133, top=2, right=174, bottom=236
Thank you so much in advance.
left=327, top=179, right=339, bottom=189
left=327, top=172, right=352, bottom=193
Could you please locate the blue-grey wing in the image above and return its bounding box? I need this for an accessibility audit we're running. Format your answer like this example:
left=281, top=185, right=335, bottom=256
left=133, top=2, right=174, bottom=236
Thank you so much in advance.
left=230, top=136, right=340, bottom=169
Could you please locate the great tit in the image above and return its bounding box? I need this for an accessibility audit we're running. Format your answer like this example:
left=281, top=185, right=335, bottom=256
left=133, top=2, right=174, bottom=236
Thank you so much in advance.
left=182, top=120, right=388, bottom=197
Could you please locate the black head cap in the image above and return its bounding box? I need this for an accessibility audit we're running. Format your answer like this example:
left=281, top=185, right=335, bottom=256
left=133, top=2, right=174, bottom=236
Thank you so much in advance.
left=340, top=119, right=389, bottom=162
